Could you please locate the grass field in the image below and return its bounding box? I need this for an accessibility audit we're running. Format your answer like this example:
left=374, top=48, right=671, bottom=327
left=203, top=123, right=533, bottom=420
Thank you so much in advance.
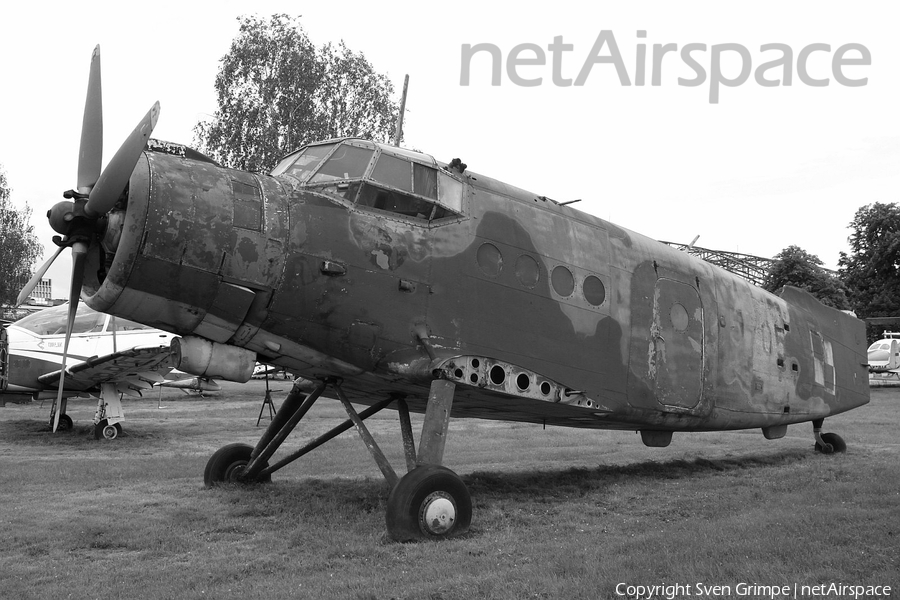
left=1, top=381, right=898, bottom=600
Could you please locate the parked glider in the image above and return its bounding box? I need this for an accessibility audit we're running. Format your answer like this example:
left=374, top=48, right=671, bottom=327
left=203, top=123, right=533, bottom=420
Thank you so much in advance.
left=19, top=45, right=869, bottom=540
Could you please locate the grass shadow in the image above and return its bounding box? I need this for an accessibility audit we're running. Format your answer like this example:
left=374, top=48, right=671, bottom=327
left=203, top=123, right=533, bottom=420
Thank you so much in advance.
left=208, top=449, right=812, bottom=523
left=0, top=418, right=169, bottom=447
left=464, top=449, right=811, bottom=499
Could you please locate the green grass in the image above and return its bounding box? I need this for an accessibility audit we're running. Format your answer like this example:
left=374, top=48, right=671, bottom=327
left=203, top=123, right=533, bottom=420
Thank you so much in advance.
left=1, top=382, right=898, bottom=599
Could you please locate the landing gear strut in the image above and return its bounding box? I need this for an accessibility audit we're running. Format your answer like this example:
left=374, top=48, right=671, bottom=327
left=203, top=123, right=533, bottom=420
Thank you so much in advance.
left=93, top=383, right=125, bottom=440
left=812, top=418, right=847, bottom=454
left=204, top=377, right=471, bottom=541
left=48, top=397, right=72, bottom=432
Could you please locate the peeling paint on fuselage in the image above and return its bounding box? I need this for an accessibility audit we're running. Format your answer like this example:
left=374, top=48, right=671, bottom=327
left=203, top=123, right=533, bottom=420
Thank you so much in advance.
left=81, top=142, right=869, bottom=432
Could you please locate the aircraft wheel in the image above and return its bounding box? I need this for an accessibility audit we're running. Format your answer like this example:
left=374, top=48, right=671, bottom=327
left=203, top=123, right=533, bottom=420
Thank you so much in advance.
left=386, top=465, right=471, bottom=542
left=94, top=420, right=120, bottom=440
left=204, top=443, right=271, bottom=487
left=52, top=414, right=74, bottom=431
left=815, top=432, right=846, bottom=454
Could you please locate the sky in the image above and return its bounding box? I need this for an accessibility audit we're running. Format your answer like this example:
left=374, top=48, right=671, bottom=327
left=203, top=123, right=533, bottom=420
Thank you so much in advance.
left=1, top=1, right=897, bottom=298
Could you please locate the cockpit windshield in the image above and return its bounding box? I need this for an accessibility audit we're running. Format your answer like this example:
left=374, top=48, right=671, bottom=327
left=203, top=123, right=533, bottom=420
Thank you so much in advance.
left=271, top=143, right=337, bottom=185
left=273, top=139, right=464, bottom=224
left=12, top=304, right=155, bottom=336
left=14, top=304, right=104, bottom=335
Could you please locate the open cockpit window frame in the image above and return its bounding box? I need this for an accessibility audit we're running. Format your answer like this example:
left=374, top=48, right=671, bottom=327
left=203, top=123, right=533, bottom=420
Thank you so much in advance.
left=275, top=138, right=466, bottom=227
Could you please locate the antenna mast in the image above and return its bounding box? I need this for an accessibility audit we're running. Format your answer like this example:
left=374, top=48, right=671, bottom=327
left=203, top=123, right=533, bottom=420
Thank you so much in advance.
left=393, top=74, right=409, bottom=146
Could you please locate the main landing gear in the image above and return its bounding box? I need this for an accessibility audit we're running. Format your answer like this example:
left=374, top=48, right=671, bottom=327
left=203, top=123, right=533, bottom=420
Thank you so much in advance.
left=48, top=413, right=74, bottom=431
left=93, top=383, right=125, bottom=440
left=48, top=396, right=73, bottom=432
left=812, top=418, right=847, bottom=454
left=204, top=378, right=472, bottom=542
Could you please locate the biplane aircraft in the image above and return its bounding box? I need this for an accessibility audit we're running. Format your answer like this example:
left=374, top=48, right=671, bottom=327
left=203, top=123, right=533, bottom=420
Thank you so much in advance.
left=17, top=45, right=869, bottom=541
left=0, top=302, right=218, bottom=438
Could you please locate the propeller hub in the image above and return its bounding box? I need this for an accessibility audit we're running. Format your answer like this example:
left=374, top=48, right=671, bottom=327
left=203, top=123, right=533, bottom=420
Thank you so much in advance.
left=48, top=201, right=78, bottom=235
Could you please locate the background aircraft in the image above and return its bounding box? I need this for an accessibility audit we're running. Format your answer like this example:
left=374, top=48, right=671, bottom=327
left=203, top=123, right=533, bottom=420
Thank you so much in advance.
left=866, top=332, right=900, bottom=386
left=0, top=302, right=216, bottom=438
left=18, top=45, right=870, bottom=541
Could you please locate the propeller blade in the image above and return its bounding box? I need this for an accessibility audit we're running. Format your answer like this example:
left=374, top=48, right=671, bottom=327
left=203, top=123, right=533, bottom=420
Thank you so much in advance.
left=77, top=45, right=103, bottom=192
left=53, top=242, right=88, bottom=433
left=85, top=101, right=160, bottom=217
left=16, top=246, right=65, bottom=307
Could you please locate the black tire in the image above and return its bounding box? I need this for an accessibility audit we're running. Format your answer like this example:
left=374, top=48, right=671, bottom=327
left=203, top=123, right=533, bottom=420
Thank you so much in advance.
left=93, top=419, right=108, bottom=440
left=204, top=443, right=271, bottom=487
left=54, top=414, right=73, bottom=432
left=386, top=465, right=472, bottom=542
left=815, top=432, right=846, bottom=454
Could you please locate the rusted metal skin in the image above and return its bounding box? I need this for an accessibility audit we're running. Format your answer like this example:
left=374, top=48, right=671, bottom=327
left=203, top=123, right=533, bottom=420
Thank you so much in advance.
left=82, top=139, right=869, bottom=436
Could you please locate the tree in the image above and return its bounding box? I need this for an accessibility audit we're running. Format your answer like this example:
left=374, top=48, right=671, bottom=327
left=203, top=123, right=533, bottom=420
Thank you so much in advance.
left=194, top=14, right=400, bottom=173
left=0, top=164, right=42, bottom=307
left=764, top=245, right=850, bottom=310
left=838, top=202, right=900, bottom=320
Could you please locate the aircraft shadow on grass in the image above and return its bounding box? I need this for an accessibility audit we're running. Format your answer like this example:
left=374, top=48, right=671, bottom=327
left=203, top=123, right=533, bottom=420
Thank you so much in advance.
left=212, top=449, right=812, bottom=524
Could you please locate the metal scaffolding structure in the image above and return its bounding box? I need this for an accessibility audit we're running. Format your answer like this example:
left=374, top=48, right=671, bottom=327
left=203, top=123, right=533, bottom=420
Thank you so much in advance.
left=660, top=241, right=773, bottom=287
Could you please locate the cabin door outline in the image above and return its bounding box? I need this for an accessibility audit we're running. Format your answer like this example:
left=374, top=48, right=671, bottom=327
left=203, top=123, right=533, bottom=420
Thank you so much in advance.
left=646, top=277, right=705, bottom=410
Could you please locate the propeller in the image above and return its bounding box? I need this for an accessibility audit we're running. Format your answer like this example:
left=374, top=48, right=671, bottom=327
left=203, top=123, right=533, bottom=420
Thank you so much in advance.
left=16, top=45, right=160, bottom=432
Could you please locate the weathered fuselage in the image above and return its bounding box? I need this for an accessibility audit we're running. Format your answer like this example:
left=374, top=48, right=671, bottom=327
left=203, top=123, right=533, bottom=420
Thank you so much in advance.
left=81, top=139, right=869, bottom=433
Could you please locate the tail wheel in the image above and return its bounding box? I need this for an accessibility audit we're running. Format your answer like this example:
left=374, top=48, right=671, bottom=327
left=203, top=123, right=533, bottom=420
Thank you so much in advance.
left=204, top=443, right=271, bottom=486
left=386, top=465, right=472, bottom=542
left=815, top=432, right=847, bottom=454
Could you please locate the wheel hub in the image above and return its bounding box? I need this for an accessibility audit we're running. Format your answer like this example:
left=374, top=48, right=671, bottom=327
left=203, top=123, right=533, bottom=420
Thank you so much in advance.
left=419, top=491, right=456, bottom=535
left=224, top=462, right=249, bottom=482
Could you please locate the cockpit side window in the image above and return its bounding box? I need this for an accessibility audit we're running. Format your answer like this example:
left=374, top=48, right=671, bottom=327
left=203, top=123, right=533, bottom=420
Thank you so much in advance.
left=414, top=163, right=437, bottom=199
left=357, top=184, right=440, bottom=220
left=437, top=171, right=463, bottom=212
left=356, top=153, right=462, bottom=223
left=110, top=316, right=154, bottom=331
left=285, top=140, right=466, bottom=225
left=309, top=145, right=374, bottom=183
left=372, top=154, right=412, bottom=192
